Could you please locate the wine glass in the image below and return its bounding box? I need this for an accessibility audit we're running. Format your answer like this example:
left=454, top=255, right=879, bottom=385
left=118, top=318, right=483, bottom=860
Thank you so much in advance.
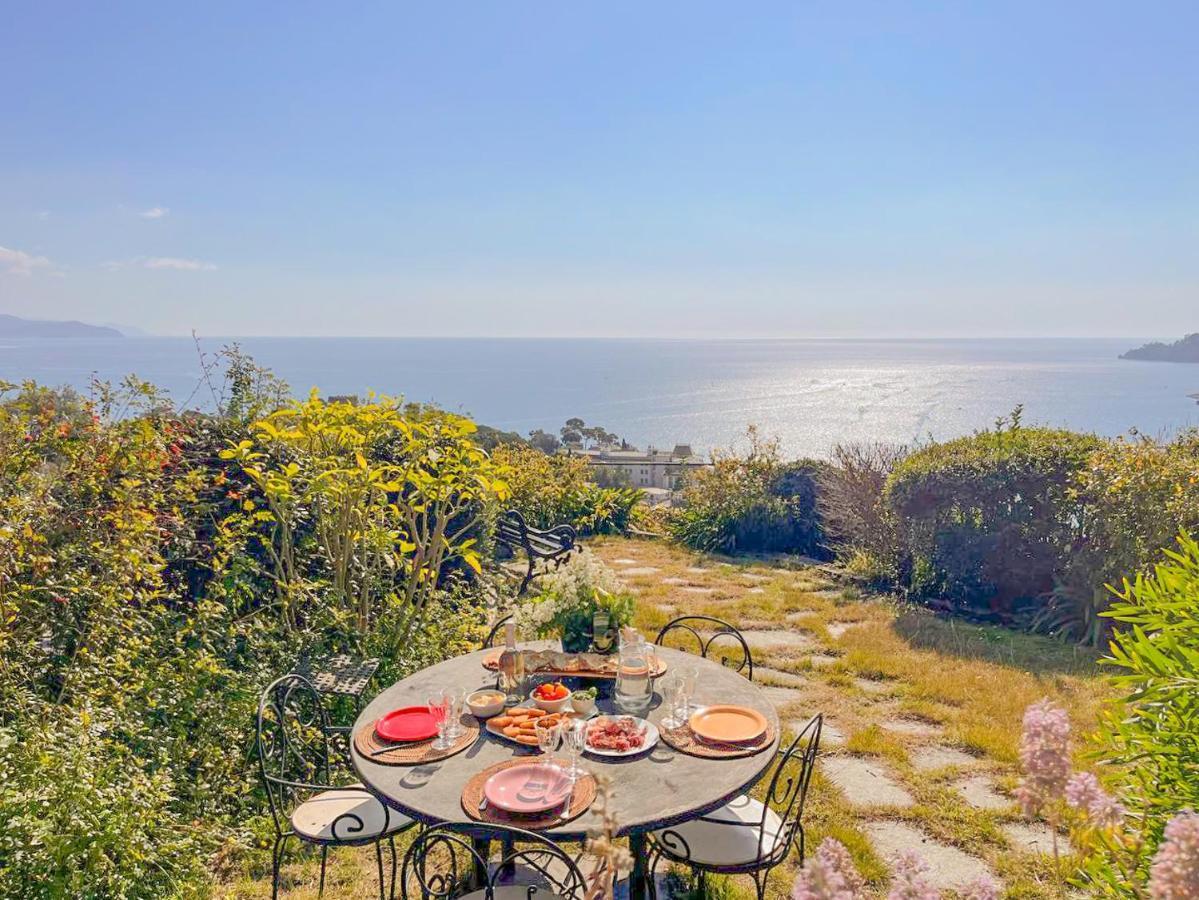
left=680, top=665, right=699, bottom=716
left=659, top=674, right=684, bottom=729
left=426, top=693, right=450, bottom=750
left=535, top=718, right=562, bottom=765
left=443, top=687, right=466, bottom=739
left=562, top=718, right=587, bottom=782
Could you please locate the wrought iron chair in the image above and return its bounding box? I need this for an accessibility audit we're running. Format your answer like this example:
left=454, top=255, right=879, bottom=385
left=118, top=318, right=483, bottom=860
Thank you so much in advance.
left=400, top=822, right=589, bottom=900
left=646, top=714, right=822, bottom=900
left=653, top=615, right=755, bottom=680
left=482, top=614, right=514, bottom=650
left=257, top=674, right=414, bottom=900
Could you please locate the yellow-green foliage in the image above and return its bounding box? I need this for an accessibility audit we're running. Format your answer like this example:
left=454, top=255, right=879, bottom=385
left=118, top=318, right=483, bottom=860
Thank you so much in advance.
left=0, top=380, right=502, bottom=899
left=1055, top=431, right=1199, bottom=642
left=491, top=443, right=643, bottom=534
left=221, top=392, right=509, bottom=639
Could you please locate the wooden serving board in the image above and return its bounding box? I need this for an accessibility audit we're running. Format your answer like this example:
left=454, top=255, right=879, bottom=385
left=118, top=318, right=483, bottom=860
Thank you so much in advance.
left=481, top=649, right=666, bottom=681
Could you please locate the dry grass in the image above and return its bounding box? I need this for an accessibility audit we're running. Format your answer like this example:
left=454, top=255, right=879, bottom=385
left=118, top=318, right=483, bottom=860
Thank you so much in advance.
left=588, top=536, right=1110, bottom=899
left=222, top=536, right=1110, bottom=899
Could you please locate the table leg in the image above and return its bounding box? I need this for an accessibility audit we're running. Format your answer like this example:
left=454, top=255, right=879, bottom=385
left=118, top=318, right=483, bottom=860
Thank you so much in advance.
left=470, top=836, right=490, bottom=889
left=629, top=833, right=648, bottom=900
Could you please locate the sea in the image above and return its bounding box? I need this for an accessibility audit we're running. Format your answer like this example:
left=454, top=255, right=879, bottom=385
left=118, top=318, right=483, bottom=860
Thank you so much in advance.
left=1, top=337, right=1196, bottom=459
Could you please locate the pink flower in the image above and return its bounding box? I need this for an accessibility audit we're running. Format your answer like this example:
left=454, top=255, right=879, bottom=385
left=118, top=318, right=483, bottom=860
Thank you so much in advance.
left=1064, top=771, right=1125, bottom=829
left=1013, top=698, right=1072, bottom=817
left=1149, top=811, right=1199, bottom=899
left=887, top=851, right=940, bottom=900
left=961, top=875, right=1000, bottom=900
left=792, top=838, right=865, bottom=900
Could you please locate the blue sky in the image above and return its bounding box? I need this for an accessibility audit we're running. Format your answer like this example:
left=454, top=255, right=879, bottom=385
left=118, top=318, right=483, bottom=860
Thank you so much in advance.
left=1, top=1, right=1196, bottom=338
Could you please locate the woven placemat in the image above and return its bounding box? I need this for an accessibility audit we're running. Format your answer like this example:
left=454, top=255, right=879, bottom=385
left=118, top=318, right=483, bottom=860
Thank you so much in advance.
left=354, top=715, right=480, bottom=765
left=659, top=719, right=775, bottom=759
left=461, top=759, right=596, bottom=830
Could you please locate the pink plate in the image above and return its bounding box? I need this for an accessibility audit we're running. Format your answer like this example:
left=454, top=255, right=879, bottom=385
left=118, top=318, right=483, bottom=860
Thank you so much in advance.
left=483, top=763, right=573, bottom=814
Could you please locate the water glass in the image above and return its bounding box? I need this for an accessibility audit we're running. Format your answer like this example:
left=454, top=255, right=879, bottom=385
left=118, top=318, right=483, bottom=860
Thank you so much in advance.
left=680, top=665, right=699, bottom=715
left=562, top=718, right=587, bottom=782
left=659, top=674, right=684, bottom=729
left=535, top=718, right=562, bottom=764
left=443, top=687, right=466, bottom=739
left=426, top=693, right=450, bottom=750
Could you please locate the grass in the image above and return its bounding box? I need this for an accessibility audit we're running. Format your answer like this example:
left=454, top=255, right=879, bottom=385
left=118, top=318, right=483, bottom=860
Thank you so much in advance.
left=219, top=536, right=1111, bottom=899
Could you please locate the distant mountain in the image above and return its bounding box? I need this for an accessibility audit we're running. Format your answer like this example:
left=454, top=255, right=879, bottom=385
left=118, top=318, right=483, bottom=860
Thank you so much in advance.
left=1120, top=333, right=1199, bottom=363
left=0, top=314, right=124, bottom=338
left=102, top=321, right=151, bottom=337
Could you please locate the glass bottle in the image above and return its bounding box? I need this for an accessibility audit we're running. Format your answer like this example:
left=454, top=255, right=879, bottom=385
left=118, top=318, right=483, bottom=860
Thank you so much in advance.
left=497, top=622, right=525, bottom=704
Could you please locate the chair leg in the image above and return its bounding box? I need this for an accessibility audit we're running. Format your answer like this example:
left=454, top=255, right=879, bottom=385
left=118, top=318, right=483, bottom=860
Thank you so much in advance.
left=271, top=834, right=291, bottom=900
left=388, top=835, right=398, bottom=900
left=318, top=845, right=328, bottom=897
left=375, top=840, right=386, bottom=900
left=752, top=872, right=767, bottom=900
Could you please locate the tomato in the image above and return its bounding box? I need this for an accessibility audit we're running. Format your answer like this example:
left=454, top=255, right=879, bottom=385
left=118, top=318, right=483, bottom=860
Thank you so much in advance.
left=535, top=682, right=568, bottom=700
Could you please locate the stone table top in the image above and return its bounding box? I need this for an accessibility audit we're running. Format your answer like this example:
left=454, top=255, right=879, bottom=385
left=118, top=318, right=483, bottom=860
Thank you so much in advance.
left=352, top=643, right=781, bottom=840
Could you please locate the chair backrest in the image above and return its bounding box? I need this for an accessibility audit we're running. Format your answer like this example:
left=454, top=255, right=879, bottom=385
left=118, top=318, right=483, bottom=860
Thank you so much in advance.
left=653, top=615, right=754, bottom=680
left=400, top=823, right=589, bottom=900
left=763, top=714, right=822, bottom=864
left=256, top=673, right=333, bottom=836
left=482, top=613, right=514, bottom=649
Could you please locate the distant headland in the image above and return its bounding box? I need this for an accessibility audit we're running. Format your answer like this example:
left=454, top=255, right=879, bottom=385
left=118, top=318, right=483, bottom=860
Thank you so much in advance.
left=1120, top=333, right=1199, bottom=363
left=0, top=314, right=124, bottom=339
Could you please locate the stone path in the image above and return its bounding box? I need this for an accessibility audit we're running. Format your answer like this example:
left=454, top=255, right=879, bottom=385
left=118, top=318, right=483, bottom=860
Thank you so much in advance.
left=1002, top=822, right=1074, bottom=856
left=910, top=745, right=979, bottom=771
left=823, top=757, right=915, bottom=808
left=586, top=538, right=1092, bottom=899
left=955, top=776, right=1012, bottom=811
left=865, top=822, right=995, bottom=890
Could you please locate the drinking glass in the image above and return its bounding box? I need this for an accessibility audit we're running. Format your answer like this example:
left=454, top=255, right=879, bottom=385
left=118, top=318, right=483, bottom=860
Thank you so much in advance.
left=680, top=665, right=699, bottom=716
left=562, top=718, right=587, bottom=782
left=659, top=675, right=683, bottom=729
left=426, top=693, right=450, bottom=750
left=443, top=687, right=466, bottom=739
left=535, top=718, right=562, bottom=765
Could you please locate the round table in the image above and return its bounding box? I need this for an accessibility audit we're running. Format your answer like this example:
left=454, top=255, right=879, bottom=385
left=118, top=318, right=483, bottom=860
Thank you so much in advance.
left=352, top=643, right=781, bottom=900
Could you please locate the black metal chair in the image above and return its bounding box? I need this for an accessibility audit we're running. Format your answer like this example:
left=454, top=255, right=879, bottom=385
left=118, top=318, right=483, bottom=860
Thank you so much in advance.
left=399, top=823, right=589, bottom=900
left=257, top=674, right=414, bottom=899
left=646, top=715, right=822, bottom=900
left=481, top=614, right=514, bottom=650
left=653, top=615, right=755, bottom=681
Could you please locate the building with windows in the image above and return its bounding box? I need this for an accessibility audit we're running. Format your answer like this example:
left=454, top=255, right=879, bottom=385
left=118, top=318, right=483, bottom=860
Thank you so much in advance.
left=569, top=443, right=703, bottom=504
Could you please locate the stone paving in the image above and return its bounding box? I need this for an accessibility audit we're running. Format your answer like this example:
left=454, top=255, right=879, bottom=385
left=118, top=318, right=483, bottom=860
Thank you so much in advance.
left=590, top=538, right=1090, bottom=898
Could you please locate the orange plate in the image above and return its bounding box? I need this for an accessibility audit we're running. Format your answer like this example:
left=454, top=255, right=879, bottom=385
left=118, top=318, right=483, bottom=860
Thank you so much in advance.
left=688, top=705, right=768, bottom=744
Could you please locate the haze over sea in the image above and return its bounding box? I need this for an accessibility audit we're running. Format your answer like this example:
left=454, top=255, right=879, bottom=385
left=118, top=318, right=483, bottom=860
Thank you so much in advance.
left=2, top=337, right=1196, bottom=458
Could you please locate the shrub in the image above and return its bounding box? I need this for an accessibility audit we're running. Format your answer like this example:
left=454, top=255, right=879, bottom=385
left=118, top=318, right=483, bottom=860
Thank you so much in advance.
left=220, top=392, right=509, bottom=642
left=491, top=444, right=642, bottom=535
left=818, top=442, right=909, bottom=580
left=1049, top=431, right=1199, bottom=643
left=670, top=428, right=828, bottom=557
left=884, top=417, right=1101, bottom=621
left=1082, top=532, right=1199, bottom=892
left=0, top=377, right=502, bottom=898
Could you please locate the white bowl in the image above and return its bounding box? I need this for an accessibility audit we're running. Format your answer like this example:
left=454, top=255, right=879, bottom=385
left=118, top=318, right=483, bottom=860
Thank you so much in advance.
left=528, top=688, right=572, bottom=713
left=467, top=690, right=506, bottom=718
left=570, top=693, right=597, bottom=716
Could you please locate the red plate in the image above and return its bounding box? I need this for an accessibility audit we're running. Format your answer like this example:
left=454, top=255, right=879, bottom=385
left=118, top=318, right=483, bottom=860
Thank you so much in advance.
left=375, top=706, right=439, bottom=743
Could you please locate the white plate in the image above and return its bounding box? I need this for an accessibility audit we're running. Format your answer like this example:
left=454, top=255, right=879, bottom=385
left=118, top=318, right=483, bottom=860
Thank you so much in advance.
left=583, top=716, right=660, bottom=757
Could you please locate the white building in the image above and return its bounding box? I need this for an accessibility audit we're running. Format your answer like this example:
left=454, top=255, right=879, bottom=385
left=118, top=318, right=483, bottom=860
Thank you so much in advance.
left=571, top=444, right=703, bottom=503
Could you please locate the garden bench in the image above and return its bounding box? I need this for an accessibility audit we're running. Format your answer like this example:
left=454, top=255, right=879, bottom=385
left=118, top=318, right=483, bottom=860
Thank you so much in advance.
left=494, top=509, right=577, bottom=596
